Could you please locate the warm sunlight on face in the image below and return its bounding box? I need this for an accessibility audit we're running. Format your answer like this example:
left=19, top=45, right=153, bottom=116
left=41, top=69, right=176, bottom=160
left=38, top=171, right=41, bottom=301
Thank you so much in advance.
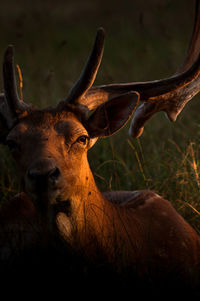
left=6, top=108, right=93, bottom=212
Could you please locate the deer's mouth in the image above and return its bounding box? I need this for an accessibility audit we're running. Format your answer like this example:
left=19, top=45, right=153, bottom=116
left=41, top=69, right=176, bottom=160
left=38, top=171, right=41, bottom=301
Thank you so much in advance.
left=24, top=173, right=73, bottom=217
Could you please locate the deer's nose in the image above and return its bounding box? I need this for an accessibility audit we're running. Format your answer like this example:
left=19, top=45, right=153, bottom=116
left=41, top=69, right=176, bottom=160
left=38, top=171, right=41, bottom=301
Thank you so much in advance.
left=27, top=160, right=61, bottom=187
left=28, top=167, right=60, bottom=182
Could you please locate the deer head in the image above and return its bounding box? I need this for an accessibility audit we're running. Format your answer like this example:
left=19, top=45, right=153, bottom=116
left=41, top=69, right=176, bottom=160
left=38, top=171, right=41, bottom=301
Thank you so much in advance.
left=0, top=29, right=139, bottom=219
left=0, top=1, right=200, bottom=223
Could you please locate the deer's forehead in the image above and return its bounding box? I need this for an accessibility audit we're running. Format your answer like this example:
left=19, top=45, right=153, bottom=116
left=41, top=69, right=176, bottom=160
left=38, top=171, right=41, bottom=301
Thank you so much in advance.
left=54, top=120, right=88, bottom=136
left=9, top=112, right=87, bottom=138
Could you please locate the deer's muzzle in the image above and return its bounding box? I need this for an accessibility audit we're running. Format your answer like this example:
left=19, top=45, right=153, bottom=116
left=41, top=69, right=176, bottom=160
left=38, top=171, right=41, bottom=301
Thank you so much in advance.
left=25, top=159, right=61, bottom=198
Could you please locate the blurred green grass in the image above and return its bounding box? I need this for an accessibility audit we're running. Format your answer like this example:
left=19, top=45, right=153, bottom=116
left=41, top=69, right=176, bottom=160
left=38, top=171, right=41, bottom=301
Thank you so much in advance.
left=0, top=0, right=200, bottom=232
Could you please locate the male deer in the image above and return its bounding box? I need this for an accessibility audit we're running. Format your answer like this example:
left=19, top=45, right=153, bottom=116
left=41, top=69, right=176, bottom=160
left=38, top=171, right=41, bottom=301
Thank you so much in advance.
left=1, top=0, right=200, bottom=294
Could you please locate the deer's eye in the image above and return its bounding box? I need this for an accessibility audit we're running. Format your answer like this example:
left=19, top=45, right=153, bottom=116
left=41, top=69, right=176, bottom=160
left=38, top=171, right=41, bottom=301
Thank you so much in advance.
left=6, top=140, right=19, bottom=152
left=76, top=135, right=89, bottom=145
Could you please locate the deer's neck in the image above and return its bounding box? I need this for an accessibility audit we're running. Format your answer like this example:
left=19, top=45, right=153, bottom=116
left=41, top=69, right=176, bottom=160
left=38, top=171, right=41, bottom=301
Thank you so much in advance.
left=55, top=167, right=115, bottom=253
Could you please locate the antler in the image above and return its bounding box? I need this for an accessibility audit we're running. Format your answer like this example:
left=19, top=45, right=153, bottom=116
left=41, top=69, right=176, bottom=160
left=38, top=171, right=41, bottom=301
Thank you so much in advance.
left=2, top=45, right=32, bottom=126
left=128, top=0, right=200, bottom=138
left=66, top=28, right=105, bottom=104
left=75, top=0, right=200, bottom=138
left=178, top=0, right=200, bottom=73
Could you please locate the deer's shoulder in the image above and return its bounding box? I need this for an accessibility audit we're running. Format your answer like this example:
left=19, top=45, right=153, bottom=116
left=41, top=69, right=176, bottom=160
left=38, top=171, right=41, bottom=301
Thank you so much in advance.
left=103, top=190, right=168, bottom=209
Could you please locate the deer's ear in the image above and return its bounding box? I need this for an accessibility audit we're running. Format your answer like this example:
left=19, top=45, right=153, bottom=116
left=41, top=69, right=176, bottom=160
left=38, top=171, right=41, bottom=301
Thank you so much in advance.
left=86, top=92, right=139, bottom=138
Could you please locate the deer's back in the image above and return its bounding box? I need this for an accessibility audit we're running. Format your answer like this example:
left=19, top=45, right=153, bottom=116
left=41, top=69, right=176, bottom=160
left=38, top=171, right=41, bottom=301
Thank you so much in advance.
left=103, top=189, right=200, bottom=279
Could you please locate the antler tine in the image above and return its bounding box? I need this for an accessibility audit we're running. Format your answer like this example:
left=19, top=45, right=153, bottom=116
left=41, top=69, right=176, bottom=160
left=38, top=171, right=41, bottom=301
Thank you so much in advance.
left=3, top=45, right=30, bottom=121
left=178, top=0, right=200, bottom=73
left=3, top=45, right=21, bottom=119
left=66, top=28, right=105, bottom=104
